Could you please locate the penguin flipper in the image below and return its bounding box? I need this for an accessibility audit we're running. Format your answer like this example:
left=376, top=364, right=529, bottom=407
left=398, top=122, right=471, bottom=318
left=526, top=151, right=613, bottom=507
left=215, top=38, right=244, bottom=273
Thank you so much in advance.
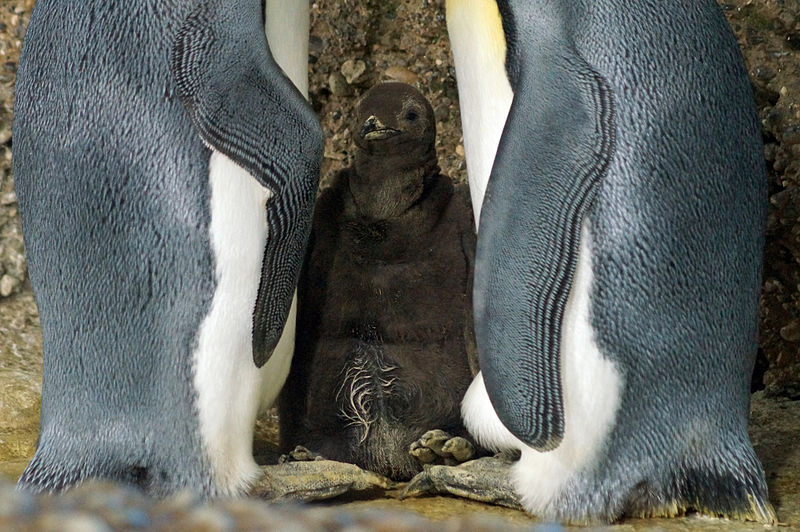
left=171, top=0, right=323, bottom=368
left=475, top=42, right=614, bottom=450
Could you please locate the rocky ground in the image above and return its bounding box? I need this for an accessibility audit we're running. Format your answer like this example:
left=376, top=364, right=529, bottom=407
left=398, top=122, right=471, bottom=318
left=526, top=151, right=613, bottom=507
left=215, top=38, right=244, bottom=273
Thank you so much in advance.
left=0, top=0, right=799, bottom=530
left=727, top=0, right=800, bottom=398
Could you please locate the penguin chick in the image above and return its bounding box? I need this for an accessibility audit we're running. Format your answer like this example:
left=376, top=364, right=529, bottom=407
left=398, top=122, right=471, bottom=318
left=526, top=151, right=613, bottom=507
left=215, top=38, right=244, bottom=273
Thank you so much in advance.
left=280, top=82, right=478, bottom=480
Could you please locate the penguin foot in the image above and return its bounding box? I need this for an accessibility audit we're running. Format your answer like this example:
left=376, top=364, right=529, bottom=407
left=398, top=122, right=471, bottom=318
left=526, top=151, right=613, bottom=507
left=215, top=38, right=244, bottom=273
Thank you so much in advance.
left=409, top=429, right=476, bottom=465
left=252, top=460, right=397, bottom=502
left=278, top=445, right=325, bottom=463
left=399, top=456, right=522, bottom=510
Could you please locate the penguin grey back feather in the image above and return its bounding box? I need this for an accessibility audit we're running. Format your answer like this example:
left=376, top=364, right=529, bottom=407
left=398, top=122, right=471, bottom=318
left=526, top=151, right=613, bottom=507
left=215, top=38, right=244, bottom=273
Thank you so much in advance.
left=14, top=0, right=213, bottom=496
left=582, top=1, right=767, bottom=518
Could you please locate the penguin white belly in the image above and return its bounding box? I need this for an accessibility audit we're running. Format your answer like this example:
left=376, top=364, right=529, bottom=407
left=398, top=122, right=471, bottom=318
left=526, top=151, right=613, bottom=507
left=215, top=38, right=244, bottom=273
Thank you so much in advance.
left=446, top=0, right=513, bottom=227
left=192, top=151, right=293, bottom=495
left=462, top=222, right=622, bottom=512
left=260, top=0, right=307, bottom=413
left=258, top=293, right=297, bottom=412
left=264, top=0, right=310, bottom=99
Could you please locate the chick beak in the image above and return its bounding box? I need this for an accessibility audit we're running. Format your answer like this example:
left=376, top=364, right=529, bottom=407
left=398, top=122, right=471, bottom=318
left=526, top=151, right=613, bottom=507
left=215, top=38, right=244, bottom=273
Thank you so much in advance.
left=360, top=115, right=401, bottom=141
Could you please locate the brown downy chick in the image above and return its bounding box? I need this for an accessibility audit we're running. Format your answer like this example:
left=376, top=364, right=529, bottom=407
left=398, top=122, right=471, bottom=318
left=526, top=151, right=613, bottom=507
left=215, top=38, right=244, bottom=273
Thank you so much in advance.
left=280, top=82, right=479, bottom=480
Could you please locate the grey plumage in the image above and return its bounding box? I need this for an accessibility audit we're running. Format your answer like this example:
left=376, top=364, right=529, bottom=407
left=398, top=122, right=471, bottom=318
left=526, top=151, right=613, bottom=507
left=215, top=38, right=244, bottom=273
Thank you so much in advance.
left=472, top=0, right=773, bottom=523
left=14, top=0, right=320, bottom=496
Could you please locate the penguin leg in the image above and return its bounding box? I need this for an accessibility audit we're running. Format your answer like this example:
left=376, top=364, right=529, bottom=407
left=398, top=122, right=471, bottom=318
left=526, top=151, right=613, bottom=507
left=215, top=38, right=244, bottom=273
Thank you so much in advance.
left=409, top=429, right=476, bottom=465
left=171, top=0, right=323, bottom=368
left=254, top=460, right=397, bottom=502
left=279, top=445, right=325, bottom=463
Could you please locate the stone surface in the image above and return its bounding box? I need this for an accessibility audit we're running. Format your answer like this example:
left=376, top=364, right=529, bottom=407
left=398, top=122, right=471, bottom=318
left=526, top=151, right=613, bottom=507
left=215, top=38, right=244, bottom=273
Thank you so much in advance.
left=0, top=0, right=32, bottom=300
left=0, top=291, right=41, bottom=481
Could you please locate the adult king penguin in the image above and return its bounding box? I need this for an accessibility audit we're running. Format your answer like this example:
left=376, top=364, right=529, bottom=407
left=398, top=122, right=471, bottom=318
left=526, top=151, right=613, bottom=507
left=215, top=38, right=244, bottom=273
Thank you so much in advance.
left=447, top=0, right=775, bottom=524
left=13, top=0, right=320, bottom=496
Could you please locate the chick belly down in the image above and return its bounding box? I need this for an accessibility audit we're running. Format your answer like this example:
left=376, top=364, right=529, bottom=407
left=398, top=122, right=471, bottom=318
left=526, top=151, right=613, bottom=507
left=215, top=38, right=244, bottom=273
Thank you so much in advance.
left=295, top=337, right=471, bottom=480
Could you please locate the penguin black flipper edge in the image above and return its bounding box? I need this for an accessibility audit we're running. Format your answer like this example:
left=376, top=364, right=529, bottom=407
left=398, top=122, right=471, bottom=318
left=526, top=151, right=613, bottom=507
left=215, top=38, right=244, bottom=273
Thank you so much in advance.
left=475, top=37, right=614, bottom=451
left=171, top=0, right=323, bottom=368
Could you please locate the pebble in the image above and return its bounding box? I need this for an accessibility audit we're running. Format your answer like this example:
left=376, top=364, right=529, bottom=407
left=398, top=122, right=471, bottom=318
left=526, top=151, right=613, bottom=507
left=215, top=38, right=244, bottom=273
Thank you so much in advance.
left=340, top=59, right=367, bottom=85
left=754, top=65, right=777, bottom=81
left=0, top=483, right=36, bottom=518
left=0, top=273, right=18, bottom=297
left=328, top=72, right=351, bottom=96
left=384, top=66, right=418, bottom=84
left=59, top=513, right=113, bottom=532
left=0, top=476, right=541, bottom=532
left=324, top=150, right=347, bottom=161
left=780, top=320, right=800, bottom=343
left=0, top=192, right=15, bottom=205
left=180, top=506, right=236, bottom=531
left=783, top=124, right=800, bottom=146
left=434, top=103, right=449, bottom=122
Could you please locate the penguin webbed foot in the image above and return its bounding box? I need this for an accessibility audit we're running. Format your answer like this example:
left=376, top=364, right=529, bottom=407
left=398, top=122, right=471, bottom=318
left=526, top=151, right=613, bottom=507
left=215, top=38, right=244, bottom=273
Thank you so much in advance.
left=278, top=445, right=325, bottom=463
left=253, top=457, right=397, bottom=502
left=399, top=455, right=522, bottom=510
left=409, top=429, right=476, bottom=465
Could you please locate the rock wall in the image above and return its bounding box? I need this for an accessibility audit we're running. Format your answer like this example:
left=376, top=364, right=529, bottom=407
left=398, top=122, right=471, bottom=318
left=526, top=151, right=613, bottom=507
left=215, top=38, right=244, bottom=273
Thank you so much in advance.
left=724, top=1, right=800, bottom=397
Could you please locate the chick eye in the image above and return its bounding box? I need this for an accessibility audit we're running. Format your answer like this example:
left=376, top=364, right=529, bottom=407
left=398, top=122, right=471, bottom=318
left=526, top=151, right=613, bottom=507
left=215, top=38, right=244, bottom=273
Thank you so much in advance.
left=405, top=110, right=419, bottom=121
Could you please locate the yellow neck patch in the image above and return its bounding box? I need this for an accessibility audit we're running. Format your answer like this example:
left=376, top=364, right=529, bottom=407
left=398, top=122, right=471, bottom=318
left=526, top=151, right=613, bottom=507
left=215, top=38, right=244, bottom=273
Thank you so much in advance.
left=446, top=0, right=507, bottom=65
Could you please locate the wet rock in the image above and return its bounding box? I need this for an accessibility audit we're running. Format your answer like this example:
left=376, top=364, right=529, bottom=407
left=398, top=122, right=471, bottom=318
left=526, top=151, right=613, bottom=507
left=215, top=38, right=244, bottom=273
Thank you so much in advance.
left=0, top=480, right=37, bottom=518
left=179, top=507, right=236, bottom=531
left=38, top=513, right=114, bottom=532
